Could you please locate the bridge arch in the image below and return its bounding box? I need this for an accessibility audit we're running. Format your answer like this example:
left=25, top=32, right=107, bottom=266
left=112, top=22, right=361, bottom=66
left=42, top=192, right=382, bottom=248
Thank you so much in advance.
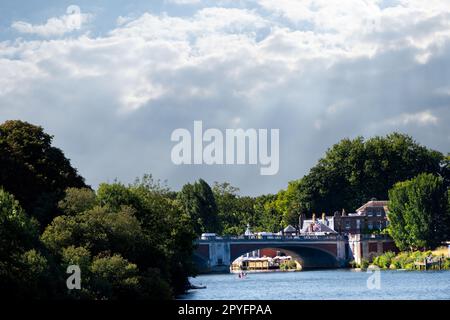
left=230, top=243, right=339, bottom=269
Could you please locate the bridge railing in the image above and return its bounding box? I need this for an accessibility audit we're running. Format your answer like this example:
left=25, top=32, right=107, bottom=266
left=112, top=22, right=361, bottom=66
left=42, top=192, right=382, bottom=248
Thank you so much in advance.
left=198, top=234, right=345, bottom=242
left=359, top=234, right=392, bottom=240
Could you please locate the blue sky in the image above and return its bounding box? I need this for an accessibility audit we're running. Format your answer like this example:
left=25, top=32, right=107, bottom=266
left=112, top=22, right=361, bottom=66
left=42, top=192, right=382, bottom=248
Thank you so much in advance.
left=1, top=0, right=449, bottom=195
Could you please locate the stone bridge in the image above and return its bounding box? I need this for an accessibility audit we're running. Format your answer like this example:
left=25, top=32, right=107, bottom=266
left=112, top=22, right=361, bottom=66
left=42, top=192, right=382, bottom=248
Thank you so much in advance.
left=194, top=235, right=349, bottom=273
left=193, top=234, right=397, bottom=273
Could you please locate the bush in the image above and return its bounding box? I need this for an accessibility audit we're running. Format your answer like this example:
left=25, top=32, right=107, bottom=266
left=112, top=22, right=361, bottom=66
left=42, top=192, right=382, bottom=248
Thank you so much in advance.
left=373, top=251, right=396, bottom=269
left=443, top=258, right=450, bottom=270
left=360, top=259, right=370, bottom=269
left=404, top=263, right=415, bottom=270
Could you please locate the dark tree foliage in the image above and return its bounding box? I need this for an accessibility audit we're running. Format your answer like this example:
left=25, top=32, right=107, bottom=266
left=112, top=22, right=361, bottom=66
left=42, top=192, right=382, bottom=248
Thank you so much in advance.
left=41, top=175, right=197, bottom=299
left=213, top=182, right=256, bottom=235
left=292, top=133, right=444, bottom=214
left=0, top=188, right=57, bottom=299
left=178, top=179, right=220, bottom=234
left=0, top=120, right=87, bottom=227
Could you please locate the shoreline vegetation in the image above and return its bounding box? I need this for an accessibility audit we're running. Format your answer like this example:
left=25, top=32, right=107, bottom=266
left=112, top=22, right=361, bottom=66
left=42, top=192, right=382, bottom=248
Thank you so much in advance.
left=350, top=247, right=450, bottom=271
left=1, top=120, right=449, bottom=300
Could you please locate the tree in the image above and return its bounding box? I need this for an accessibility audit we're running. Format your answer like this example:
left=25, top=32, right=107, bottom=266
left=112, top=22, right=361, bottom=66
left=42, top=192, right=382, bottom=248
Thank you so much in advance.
left=276, top=180, right=306, bottom=228
left=41, top=205, right=147, bottom=264
left=130, top=175, right=196, bottom=295
left=253, top=194, right=282, bottom=233
left=178, top=179, right=219, bottom=234
left=90, top=253, right=141, bottom=300
left=42, top=175, right=197, bottom=299
left=441, top=154, right=450, bottom=187
left=212, top=182, right=256, bottom=235
left=59, top=187, right=97, bottom=215
left=293, top=133, right=443, bottom=215
left=0, top=120, right=87, bottom=227
left=388, top=173, right=450, bottom=250
left=0, top=188, right=50, bottom=299
left=97, top=182, right=140, bottom=212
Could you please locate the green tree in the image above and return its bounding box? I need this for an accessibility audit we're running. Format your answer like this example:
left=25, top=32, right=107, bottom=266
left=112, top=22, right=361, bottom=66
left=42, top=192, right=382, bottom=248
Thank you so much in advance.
left=253, top=194, right=282, bottom=233
left=131, top=175, right=196, bottom=295
left=178, top=179, right=219, bottom=234
left=276, top=180, right=305, bottom=228
left=213, top=182, right=256, bottom=235
left=42, top=176, right=197, bottom=299
left=0, top=120, right=86, bottom=227
left=90, top=253, right=141, bottom=299
left=58, top=188, right=97, bottom=215
left=42, top=205, right=146, bottom=264
left=293, top=133, right=443, bottom=214
left=97, top=182, right=140, bottom=212
left=0, top=188, right=51, bottom=298
left=388, top=173, right=449, bottom=250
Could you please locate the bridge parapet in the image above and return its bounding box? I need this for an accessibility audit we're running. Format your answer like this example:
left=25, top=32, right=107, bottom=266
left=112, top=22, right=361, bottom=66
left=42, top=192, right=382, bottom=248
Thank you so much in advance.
left=197, top=234, right=345, bottom=243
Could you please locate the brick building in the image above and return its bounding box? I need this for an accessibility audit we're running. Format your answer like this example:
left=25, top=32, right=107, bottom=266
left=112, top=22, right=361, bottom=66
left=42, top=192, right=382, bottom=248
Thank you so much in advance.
left=301, top=199, right=389, bottom=235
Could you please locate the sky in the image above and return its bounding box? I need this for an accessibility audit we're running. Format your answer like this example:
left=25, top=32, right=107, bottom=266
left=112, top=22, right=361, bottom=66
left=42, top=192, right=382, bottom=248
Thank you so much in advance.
left=1, top=0, right=450, bottom=195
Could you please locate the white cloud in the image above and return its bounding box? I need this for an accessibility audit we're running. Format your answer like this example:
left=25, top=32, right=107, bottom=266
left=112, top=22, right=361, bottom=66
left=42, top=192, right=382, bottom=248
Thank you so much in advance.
left=1, top=2, right=450, bottom=194
left=385, top=111, right=439, bottom=126
left=11, top=11, right=92, bottom=37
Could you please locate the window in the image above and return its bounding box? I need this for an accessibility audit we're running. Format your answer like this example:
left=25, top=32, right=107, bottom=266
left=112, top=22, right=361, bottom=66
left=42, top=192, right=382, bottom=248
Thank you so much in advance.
left=367, top=210, right=373, bottom=217
left=368, top=222, right=373, bottom=230
left=218, top=258, right=223, bottom=265
left=377, top=209, right=382, bottom=216
left=356, top=219, right=361, bottom=230
left=345, top=221, right=351, bottom=229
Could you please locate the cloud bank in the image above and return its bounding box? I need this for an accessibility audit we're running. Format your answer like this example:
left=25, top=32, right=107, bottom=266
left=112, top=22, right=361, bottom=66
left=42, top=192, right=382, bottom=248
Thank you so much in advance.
left=1, top=0, right=450, bottom=195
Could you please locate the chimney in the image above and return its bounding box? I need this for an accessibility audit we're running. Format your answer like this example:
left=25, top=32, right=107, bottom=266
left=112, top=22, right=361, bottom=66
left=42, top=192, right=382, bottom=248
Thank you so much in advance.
left=322, top=213, right=326, bottom=224
left=312, top=213, right=316, bottom=222
left=342, top=208, right=346, bottom=217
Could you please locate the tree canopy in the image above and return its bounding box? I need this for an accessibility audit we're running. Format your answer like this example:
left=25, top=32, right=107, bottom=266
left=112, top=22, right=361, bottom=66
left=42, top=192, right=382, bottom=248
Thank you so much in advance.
left=177, top=179, right=220, bottom=235
left=387, top=173, right=450, bottom=250
left=0, top=120, right=87, bottom=227
left=289, top=133, right=444, bottom=215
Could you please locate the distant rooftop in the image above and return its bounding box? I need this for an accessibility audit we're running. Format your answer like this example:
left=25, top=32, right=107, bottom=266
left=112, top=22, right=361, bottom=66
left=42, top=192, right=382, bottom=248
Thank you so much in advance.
left=284, top=225, right=296, bottom=233
left=356, top=200, right=388, bottom=212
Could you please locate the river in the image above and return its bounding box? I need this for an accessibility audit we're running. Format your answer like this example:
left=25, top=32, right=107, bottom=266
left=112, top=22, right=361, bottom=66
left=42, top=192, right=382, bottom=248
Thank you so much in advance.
left=180, top=269, right=450, bottom=300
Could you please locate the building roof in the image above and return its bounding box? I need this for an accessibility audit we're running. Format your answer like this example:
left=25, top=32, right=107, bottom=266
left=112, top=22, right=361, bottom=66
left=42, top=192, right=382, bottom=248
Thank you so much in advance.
left=356, top=200, right=388, bottom=212
left=301, top=222, right=337, bottom=233
left=283, top=225, right=296, bottom=233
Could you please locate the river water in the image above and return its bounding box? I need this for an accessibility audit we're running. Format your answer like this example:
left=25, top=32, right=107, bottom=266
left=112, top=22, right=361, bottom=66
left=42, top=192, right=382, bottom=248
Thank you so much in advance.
left=180, top=269, right=450, bottom=300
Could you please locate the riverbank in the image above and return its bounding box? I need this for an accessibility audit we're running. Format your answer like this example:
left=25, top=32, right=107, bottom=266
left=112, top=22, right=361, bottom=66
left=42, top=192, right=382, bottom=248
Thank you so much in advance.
left=351, top=247, right=450, bottom=270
